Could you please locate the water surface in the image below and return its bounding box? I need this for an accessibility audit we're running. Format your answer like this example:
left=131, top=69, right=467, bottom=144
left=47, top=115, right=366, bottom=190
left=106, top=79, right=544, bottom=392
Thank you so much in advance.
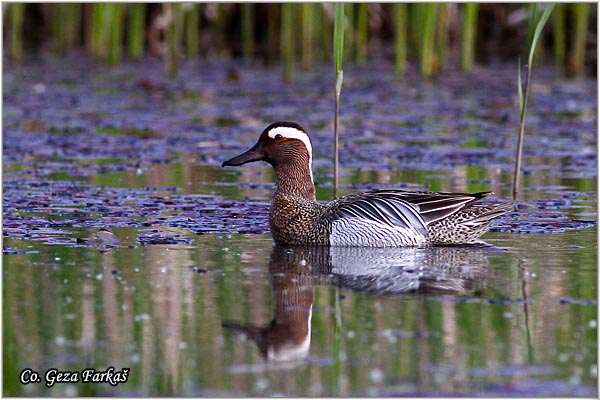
left=3, top=228, right=597, bottom=396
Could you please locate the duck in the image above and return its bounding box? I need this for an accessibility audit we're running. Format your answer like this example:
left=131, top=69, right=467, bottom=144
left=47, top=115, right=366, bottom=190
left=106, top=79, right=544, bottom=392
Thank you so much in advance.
left=222, top=121, right=513, bottom=247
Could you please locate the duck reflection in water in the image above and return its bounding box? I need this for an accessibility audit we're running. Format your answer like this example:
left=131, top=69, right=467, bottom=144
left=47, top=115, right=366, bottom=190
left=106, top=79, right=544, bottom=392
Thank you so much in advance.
left=222, top=244, right=493, bottom=365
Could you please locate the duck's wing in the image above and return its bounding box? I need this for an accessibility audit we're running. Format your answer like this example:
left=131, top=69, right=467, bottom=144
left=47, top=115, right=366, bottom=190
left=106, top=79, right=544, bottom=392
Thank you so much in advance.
left=362, top=190, right=492, bottom=225
left=328, top=193, right=429, bottom=236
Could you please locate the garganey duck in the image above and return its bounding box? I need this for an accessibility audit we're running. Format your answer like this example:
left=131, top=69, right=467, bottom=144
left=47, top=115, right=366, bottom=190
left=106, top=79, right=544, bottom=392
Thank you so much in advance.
left=222, top=122, right=513, bottom=247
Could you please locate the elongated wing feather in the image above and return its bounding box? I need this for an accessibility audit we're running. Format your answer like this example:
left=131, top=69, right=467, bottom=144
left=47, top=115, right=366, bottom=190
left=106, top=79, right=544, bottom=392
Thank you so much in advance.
left=361, top=190, right=492, bottom=225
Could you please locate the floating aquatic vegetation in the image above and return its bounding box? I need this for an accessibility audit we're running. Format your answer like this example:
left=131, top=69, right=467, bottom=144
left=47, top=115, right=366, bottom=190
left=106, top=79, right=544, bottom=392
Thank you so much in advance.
left=137, top=229, right=194, bottom=245
left=2, top=58, right=596, bottom=247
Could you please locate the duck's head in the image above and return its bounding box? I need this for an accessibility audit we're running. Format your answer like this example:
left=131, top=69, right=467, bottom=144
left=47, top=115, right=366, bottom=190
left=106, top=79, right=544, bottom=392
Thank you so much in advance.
left=222, top=121, right=313, bottom=174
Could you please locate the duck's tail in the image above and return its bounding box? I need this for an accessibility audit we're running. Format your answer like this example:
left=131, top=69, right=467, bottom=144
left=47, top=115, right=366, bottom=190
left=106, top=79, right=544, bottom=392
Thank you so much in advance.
left=427, top=202, right=514, bottom=245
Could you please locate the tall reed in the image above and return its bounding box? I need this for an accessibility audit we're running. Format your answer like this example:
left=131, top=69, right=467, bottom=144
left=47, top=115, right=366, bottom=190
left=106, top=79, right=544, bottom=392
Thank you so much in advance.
left=91, top=3, right=108, bottom=60
left=419, top=4, right=439, bottom=77
left=128, top=3, right=146, bottom=59
left=333, top=3, right=344, bottom=199
left=436, top=4, right=449, bottom=70
left=266, top=4, right=280, bottom=64
left=572, top=3, right=589, bottom=76
left=108, top=3, right=124, bottom=64
left=301, top=3, right=315, bottom=70
left=356, top=3, right=368, bottom=64
left=184, top=4, right=200, bottom=59
left=241, top=3, right=254, bottom=60
left=394, top=3, right=408, bottom=76
left=5, top=3, right=591, bottom=80
left=513, top=4, right=555, bottom=200
left=321, top=5, right=333, bottom=62
left=461, top=3, right=479, bottom=72
left=7, top=3, right=25, bottom=62
left=281, top=4, right=295, bottom=82
left=52, top=4, right=81, bottom=52
left=165, top=3, right=183, bottom=78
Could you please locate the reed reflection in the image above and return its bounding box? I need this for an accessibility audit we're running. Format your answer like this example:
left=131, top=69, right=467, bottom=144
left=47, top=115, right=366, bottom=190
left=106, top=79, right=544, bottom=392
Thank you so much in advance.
left=222, top=244, right=493, bottom=365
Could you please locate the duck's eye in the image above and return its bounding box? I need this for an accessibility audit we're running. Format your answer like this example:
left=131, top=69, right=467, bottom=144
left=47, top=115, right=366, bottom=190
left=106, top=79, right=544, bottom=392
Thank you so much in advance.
left=274, top=134, right=283, bottom=140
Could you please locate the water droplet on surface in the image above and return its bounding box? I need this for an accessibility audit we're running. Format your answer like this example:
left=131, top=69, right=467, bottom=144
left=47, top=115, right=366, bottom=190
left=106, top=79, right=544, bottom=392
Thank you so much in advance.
left=588, top=320, right=597, bottom=329
left=134, top=314, right=150, bottom=322
left=254, top=378, right=269, bottom=392
left=369, top=368, right=384, bottom=384
left=33, top=83, right=46, bottom=94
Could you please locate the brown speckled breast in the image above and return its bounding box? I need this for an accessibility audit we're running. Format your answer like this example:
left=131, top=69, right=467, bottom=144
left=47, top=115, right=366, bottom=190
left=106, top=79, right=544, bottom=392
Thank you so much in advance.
left=269, top=194, right=330, bottom=245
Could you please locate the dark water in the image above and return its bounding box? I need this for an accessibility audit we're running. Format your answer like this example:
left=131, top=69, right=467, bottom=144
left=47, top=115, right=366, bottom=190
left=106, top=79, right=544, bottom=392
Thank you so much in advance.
left=3, top=55, right=597, bottom=396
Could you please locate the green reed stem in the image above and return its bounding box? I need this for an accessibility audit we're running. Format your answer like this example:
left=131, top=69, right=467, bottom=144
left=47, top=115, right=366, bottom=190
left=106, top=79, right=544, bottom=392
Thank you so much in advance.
left=215, top=3, right=227, bottom=56
left=302, top=3, right=314, bottom=69
left=333, top=3, right=344, bottom=199
left=281, top=3, right=295, bottom=82
left=356, top=3, right=368, bottom=64
left=572, top=3, right=589, bottom=77
left=108, top=4, right=124, bottom=64
left=461, top=3, right=479, bottom=72
left=165, top=3, right=182, bottom=78
left=312, top=5, right=323, bottom=62
left=527, top=4, right=538, bottom=50
left=394, top=3, right=407, bottom=76
left=436, top=4, right=449, bottom=70
left=266, top=4, right=279, bottom=64
left=321, top=5, right=333, bottom=62
left=90, top=3, right=101, bottom=57
left=185, top=4, right=200, bottom=58
left=420, top=4, right=438, bottom=77
left=63, top=4, right=82, bottom=50
left=241, top=3, right=254, bottom=60
left=92, top=3, right=111, bottom=60
left=128, top=3, right=146, bottom=59
left=51, top=4, right=64, bottom=52
left=410, top=4, right=422, bottom=53
left=8, top=3, right=25, bottom=62
left=513, top=4, right=555, bottom=200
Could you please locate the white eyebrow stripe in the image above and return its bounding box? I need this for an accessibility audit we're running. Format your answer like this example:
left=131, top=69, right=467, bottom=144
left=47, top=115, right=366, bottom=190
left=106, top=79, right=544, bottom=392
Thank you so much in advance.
left=267, top=126, right=314, bottom=182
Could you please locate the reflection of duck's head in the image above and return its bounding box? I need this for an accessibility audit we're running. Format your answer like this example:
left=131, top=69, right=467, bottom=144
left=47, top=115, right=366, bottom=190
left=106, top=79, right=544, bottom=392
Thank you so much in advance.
left=221, top=318, right=311, bottom=364
left=222, top=245, right=318, bottom=364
